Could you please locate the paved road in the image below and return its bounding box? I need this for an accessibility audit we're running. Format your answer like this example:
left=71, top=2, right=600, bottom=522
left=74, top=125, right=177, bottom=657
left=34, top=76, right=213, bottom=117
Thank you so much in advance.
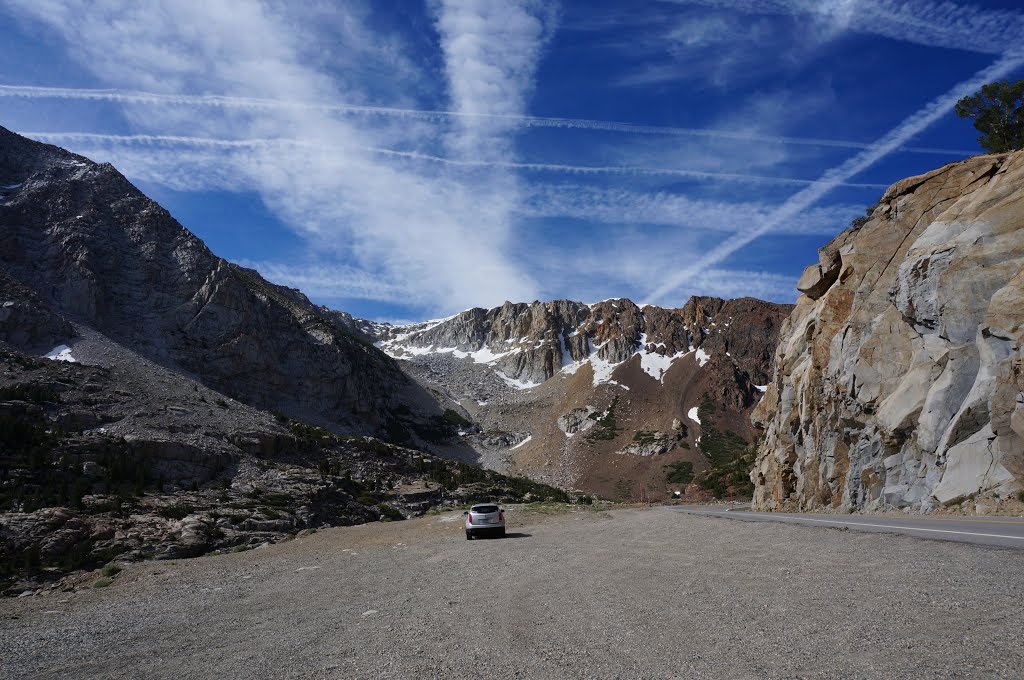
left=676, top=504, right=1024, bottom=549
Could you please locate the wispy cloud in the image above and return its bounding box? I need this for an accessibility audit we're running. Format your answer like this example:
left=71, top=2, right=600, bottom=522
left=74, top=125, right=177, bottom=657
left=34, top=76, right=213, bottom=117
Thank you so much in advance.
left=431, top=0, right=557, bottom=161
left=686, top=268, right=801, bottom=302
left=605, top=0, right=1024, bottom=93
left=0, top=0, right=555, bottom=314
left=0, top=84, right=973, bottom=156
left=647, top=49, right=1024, bottom=303
left=520, top=185, right=865, bottom=234
left=4, top=0, right=1016, bottom=320
left=660, top=0, right=1024, bottom=55
left=20, top=132, right=867, bottom=240
left=521, top=225, right=800, bottom=304
left=237, top=260, right=413, bottom=305
left=612, top=8, right=814, bottom=89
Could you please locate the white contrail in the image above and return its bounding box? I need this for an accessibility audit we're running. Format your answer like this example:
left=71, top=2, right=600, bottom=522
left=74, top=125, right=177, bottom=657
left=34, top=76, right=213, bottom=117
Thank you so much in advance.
left=26, top=132, right=296, bottom=149
left=0, top=84, right=970, bottom=156
left=23, top=131, right=889, bottom=189
left=366, top=146, right=888, bottom=187
left=647, top=50, right=1024, bottom=303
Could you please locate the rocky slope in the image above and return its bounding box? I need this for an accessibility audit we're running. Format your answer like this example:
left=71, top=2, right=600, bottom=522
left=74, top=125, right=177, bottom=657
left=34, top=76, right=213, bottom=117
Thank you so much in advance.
left=0, top=125, right=441, bottom=435
left=752, top=150, right=1024, bottom=512
left=0, top=127, right=576, bottom=594
left=0, top=337, right=568, bottom=595
left=373, top=296, right=791, bottom=499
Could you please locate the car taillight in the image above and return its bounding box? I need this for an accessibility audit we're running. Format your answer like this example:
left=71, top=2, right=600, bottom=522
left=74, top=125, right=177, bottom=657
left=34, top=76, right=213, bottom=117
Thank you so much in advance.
left=467, top=514, right=473, bottom=524
left=498, top=511, right=504, bottom=521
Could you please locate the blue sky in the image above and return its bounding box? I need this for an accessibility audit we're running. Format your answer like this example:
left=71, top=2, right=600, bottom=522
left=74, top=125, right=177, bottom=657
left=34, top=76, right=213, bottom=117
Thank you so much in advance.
left=1, top=0, right=1023, bottom=321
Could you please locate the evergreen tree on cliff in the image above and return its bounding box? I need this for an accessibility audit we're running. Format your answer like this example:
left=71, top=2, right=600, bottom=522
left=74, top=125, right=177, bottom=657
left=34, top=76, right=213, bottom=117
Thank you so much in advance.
left=955, top=80, right=1024, bottom=153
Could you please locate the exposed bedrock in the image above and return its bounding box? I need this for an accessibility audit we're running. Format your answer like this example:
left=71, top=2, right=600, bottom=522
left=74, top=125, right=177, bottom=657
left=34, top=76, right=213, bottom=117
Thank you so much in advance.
left=752, top=151, right=1024, bottom=512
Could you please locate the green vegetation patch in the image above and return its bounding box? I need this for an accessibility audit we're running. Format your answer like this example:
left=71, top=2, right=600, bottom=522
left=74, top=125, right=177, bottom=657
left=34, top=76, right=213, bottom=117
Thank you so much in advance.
left=955, top=79, right=1024, bottom=153
left=0, top=383, right=59, bottom=403
left=100, top=563, right=122, bottom=578
left=632, top=430, right=658, bottom=444
left=424, top=458, right=570, bottom=503
left=442, top=408, right=471, bottom=428
left=665, top=461, right=694, bottom=485
left=0, top=438, right=160, bottom=513
left=694, top=393, right=756, bottom=498
left=157, top=504, right=194, bottom=520
left=587, top=397, right=622, bottom=442
left=378, top=504, right=404, bottom=521
left=696, top=394, right=748, bottom=466
left=697, top=451, right=755, bottom=499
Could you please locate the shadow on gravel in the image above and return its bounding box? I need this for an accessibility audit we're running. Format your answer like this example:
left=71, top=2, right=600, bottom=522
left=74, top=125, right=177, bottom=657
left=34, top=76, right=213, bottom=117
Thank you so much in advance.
left=471, top=532, right=532, bottom=539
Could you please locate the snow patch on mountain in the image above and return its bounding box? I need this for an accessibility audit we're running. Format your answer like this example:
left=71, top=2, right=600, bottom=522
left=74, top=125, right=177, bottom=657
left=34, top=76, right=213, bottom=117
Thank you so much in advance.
left=44, top=344, right=77, bottom=363
left=511, top=435, right=533, bottom=449
left=496, top=371, right=541, bottom=391
left=636, top=333, right=690, bottom=382
left=589, top=354, right=618, bottom=385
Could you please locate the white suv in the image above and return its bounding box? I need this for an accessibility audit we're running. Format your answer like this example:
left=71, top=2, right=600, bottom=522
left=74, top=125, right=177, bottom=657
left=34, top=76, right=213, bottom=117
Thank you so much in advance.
left=464, top=504, right=506, bottom=539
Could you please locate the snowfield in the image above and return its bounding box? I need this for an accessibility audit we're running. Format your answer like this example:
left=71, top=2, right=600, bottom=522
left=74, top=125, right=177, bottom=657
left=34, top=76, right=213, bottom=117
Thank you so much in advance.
left=44, top=344, right=77, bottom=363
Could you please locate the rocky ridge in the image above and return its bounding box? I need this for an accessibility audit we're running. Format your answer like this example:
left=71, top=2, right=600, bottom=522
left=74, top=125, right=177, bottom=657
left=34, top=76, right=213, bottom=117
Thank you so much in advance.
left=372, top=296, right=792, bottom=499
left=375, top=296, right=784, bottom=392
left=753, top=150, right=1024, bottom=512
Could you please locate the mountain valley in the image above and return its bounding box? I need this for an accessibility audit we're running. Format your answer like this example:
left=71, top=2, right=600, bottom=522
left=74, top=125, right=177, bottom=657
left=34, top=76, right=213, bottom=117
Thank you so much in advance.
left=3, top=127, right=1024, bottom=598
left=369, top=296, right=790, bottom=499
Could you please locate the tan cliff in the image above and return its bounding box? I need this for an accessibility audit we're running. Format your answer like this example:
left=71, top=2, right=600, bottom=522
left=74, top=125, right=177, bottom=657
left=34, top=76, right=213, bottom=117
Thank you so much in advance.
left=752, top=150, right=1024, bottom=512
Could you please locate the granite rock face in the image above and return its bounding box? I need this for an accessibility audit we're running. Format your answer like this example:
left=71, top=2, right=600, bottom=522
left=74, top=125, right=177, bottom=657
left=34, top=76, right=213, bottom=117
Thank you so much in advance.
left=0, top=269, right=74, bottom=353
left=0, top=126, right=409, bottom=434
left=753, top=151, right=1024, bottom=512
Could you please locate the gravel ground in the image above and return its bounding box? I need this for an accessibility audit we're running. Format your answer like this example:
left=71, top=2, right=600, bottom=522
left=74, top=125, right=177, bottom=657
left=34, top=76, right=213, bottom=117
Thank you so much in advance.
left=3, top=505, right=1023, bottom=679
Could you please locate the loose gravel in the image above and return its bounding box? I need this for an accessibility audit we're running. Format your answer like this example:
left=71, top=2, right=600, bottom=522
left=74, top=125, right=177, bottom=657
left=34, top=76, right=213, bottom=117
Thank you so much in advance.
left=3, top=505, right=1023, bottom=679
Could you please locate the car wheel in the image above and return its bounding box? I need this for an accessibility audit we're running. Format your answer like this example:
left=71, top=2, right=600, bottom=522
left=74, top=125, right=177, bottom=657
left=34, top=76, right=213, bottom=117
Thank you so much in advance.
left=465, top=531, right=472, bottom=540
left=499, top=527, right=506, bottom=537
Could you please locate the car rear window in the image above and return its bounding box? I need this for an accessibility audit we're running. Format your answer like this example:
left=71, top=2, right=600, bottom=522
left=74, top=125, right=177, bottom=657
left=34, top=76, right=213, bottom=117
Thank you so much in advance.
left=471, top=505, right=499, bottom=514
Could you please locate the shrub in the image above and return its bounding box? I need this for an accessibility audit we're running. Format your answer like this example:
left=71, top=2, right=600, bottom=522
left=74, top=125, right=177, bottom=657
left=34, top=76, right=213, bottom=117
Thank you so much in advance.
left=100, top=563, right=121, bottom=578
left=157, top=504, right=193, bottom=520
left=0, top=384, right=59, bottom=403
left=379, top=504, right=404, bottom=521
left=442, top=408, right=471, bottom=428
left=666, top=461, right=694, bottom=485
left=587, top=397, right=621, bottom=441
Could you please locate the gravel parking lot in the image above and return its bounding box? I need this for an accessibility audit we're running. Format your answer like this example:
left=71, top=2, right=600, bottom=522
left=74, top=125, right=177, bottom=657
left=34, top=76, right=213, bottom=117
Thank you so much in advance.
left=3, top=505, right=1023, bottom=679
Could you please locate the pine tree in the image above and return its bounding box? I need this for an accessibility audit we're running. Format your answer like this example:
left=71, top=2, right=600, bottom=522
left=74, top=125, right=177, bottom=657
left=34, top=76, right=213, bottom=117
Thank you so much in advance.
left=955, top=80, right=1024, bottom=153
